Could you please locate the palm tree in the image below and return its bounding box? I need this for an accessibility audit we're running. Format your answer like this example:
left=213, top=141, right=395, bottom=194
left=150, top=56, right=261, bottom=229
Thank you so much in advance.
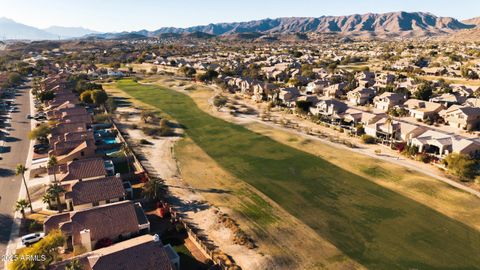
left=15, top=199, right=30, bottom=219
left=142, top=178, right=165, bottom=202
left=47, top=155, right=58, bottom=183
left=121, top=143, right=132, bottom=175
left=385, top=117, right=394, bottom=147
left=15, top=164, right=33, bottom=213
left=42, top=193, right=54, bottom=210
left=46, top=183, right=65, bottom=213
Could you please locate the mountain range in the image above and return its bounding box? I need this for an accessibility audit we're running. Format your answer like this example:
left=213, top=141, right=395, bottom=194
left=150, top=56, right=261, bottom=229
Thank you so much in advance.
left=1, top=12, right=479, bottom=41
left=0, top=17, right=97, bottom=40
left=97, top=12, right=478, bottom=40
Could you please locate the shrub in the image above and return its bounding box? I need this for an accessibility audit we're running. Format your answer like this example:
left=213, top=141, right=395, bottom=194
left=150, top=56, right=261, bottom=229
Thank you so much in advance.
left=159, top=119, right=173, bottom=136
left=139, top=139, right=152, bottom=145
left=141, top=127, right=161, bottom=136
left=28, top=124, right=51, bottom=140
left=93, top=113, right=111, bottom=124
left=361, top=134, right=376, bottom=144
left=213, top=95, right=228, bottom=108
left=73, top=244, right=88, bottom=256
left=443, top=153, right=477, bottom=180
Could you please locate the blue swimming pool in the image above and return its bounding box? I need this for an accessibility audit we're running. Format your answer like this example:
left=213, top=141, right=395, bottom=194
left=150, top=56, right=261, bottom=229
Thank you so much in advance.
left=102, top=137, right=118, bottom=144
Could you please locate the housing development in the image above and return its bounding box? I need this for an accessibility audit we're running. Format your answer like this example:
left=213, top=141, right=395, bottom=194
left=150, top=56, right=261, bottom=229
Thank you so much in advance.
left=1, top=3, right=480, bottom=270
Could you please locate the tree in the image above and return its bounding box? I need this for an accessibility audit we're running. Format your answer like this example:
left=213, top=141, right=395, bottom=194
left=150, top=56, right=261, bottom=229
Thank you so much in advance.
left=105, top=97, right=117, bottom=113
left=7, top=72, right=22, bottom=86
left=140, top=110, right=155, bottom=124
left=42, top=193, right=54, bottom=210
left=46, top=183, right=65, bottom=212
left=121, top=143, right=132, bottom=175
left=142, top=178, right=165, bottom=202
left=150, top=66, right=158, bottom=74
left=414, top=83, right=434, bottom=101
left=443, top=153, right=477, bottom=180
left=15, top=199, right=30, bottom=219
left=213, top=95, right=228, bottom=108
left=159, top=119, right=172, bottom=136
left=15, top=164, right=33, bottom=213
left=80, top=90, right=93, bottom=104
left=361, top=134, right=376, bottom=144
left=47, top=155, right=59, bottom=183
left=28, top=124, right=51, bottom=140
left=179, top=66, right=196, bottom=77
left=91, top=90, right=109, bottom=106
left=37, top=90, right=55, bottom=102
left=9, top=229, right=65, bottom=270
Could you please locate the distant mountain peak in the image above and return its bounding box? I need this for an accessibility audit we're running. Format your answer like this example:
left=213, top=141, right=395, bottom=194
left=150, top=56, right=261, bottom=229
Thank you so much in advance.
left=144, top=11, right=474, bottom=39
left=0, top=18, right=100, bottom=40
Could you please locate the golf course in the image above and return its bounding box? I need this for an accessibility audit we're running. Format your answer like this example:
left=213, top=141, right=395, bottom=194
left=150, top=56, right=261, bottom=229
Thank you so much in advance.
left=115, top=79, right=480, bottom=270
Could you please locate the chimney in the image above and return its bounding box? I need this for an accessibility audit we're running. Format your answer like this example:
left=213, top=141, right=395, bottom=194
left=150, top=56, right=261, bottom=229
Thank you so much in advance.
left=80, top=229, right=92, bottom=252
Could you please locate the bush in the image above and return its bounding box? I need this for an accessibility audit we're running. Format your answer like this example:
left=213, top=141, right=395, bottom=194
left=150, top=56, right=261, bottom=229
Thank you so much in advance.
left=361, top=134, right=376, bottom=144
left=443, top=153, right=477, bottom=180
left=28, top=124, right=51, bottom=140
left=213, top=95, right=228, bottom=108
left=73, top=244, right=88, bottom=256
left=139, top=139, right=152, bottom=145
left=159, top=119, right=173, bottom=136
left=28, top=220, right=42, bottom=233
left=93, top=113, right=111, bottom=124
left=141, top=127, right=161, bottom=136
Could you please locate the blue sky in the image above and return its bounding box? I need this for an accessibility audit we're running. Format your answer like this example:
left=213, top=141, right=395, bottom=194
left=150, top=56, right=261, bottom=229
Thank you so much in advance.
left=0, top=0, right=479, bottom=32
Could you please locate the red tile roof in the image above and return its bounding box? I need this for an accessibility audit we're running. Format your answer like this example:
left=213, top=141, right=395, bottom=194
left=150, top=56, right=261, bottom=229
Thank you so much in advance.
left=65, top=176, right=125, bottom=206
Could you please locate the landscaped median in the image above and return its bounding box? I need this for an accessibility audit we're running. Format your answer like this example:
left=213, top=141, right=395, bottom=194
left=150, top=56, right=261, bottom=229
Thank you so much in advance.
left=114, top=79, right=480, bottom=270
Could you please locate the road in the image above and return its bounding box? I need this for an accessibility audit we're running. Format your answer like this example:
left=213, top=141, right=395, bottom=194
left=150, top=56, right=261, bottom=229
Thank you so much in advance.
left=0, top=81, right=31, bottom=264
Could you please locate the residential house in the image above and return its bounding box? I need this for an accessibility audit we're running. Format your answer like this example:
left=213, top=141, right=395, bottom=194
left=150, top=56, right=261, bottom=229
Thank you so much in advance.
left=410, top=130, right=480, bottom=157
left=310, top=97, right=348, bottom=119
left=342, top=108, right=384, bottom=126
left=49, top=158, right=112, bottom=183
left=278, top=87, right=300, bottom=107
left=347, top=87, right=375, bottom=105
left=322, top=83, right=346, bottom=98
left=373, top=92, right=406, bottom=112
left=429, top=93, right=467, bottom=107
left=44, top=201, right=150, bottom=251
left=64, top=176, right=126, bottom=211
left=403, top=99, right=445, bottom=120
left=304, top=80, right=329, bottom=95
left=49, top=234, right=177, bottom=270
left=440, top=105, right=480, bottom=130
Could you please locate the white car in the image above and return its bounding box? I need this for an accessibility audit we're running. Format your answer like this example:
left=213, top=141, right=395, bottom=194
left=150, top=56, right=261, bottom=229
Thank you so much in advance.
left=21, top=232, right=45, bottom=246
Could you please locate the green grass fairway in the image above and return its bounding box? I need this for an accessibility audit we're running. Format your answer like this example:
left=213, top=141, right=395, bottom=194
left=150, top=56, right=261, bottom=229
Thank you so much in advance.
left=116, top=79, right=480, bottom=269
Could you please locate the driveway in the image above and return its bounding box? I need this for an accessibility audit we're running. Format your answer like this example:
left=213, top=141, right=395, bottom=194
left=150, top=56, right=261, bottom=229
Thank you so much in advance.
left=0, top=81, right=31, bottom=265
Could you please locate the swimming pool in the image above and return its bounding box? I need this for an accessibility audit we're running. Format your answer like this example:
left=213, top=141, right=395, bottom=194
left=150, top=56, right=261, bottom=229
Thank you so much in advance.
left=102, top=137, right=118, bottom=144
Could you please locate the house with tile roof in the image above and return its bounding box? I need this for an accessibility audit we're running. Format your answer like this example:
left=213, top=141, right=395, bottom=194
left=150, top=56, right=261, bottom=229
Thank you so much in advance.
left=49, top=157, right=112, bottom=183
left=44, top=201, right=150, bottom=252
left=64, top=176, right=126, bottom=211
left=49, top=234, right=177, bottom=270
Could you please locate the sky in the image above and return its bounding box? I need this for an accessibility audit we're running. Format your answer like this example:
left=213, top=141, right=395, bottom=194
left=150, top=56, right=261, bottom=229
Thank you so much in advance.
left=0, top=0, right=479, bottom=32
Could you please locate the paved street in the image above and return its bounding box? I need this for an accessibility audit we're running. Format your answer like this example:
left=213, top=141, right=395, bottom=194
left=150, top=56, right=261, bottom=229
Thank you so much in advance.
left=0, top=81, right=31, bottom=264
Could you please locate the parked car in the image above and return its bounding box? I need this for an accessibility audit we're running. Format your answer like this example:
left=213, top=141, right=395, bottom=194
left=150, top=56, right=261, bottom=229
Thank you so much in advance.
left=21, top=232, right=44, bottom=246
left=33, top=144, right=49, bottom=153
